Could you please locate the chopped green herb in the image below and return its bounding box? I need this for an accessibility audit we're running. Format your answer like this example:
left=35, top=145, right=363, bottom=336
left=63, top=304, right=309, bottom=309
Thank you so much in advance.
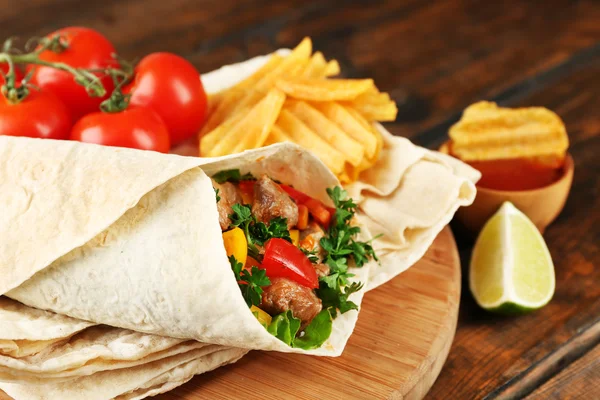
left=317, top=282, right=363, bottom=318
left=247, top=244, right=262, bottom=263
left=315, top=186, right=379, bottom=317
left=300, top=248, right=319, bottom=264
left=250, top=216, right=291, bottom=246
left=212, top=169, right=254, bottom=184
left=324, top=186, right=378, bottom=267
left=228, top=255, right=270, bottom=307
left=229, top=204, right=291, bottom=258
left=214, top=188, right=220, bottom=203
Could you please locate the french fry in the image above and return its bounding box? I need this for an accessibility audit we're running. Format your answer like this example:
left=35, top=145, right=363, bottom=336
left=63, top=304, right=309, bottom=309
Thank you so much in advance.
left=343, top=136, right=381, bottom=182
left=232, top=89, right=286, bottom=152
left=207, top=93, right=221, bottom=116
left=302, top=52, right=327, bottom=78
left=301, top=52, right=339, bottom=78
left=324, top=60, right=340, bottom=77
left=355, top=88, right=392, bottom=104
left=200, top=111, right=246, bottom=156
left=344, top=106, right=384, bottom=164
left=227, top=38, right=312, bottom=118
left=313, top=102, right=377, bottom=159
left=348, top=101, right=397, bottom=122
left=276, top=78, right=375, bottom=101
left=449, top=101, right=569, bottom=161
left=286, top=101, right=365, bottom=167
left=264, top=125, right=293, bottom=146
left=200, top=55, right=285, bottom=136
left=276, top=109, right=346, bottom=174
left=286, top=100, right=364, bottom=166
left=372, top=126, right=384, bottom=161
left=200, top=89, right=251, bottom=137
left=205, top=90, right=284, bottom=157
left=342, top=89, right=397, bottom=122
left=338, top=172, right=351, bottom=184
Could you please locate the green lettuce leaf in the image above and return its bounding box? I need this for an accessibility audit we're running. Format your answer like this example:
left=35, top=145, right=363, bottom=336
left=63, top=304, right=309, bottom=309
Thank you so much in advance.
left=294, top=309, right=333, bottom=350
left=267, top=310, right=301, bottom=346
left=266, top=309, right=333, bottom=349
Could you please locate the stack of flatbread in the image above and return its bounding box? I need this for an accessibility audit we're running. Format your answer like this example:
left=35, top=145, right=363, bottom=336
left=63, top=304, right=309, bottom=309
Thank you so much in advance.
left=0, top=54, right=479, bottom=399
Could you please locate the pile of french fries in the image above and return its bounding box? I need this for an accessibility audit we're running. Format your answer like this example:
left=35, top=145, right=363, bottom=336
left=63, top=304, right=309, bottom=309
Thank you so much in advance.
left=199, top=37, right=398, bottom=183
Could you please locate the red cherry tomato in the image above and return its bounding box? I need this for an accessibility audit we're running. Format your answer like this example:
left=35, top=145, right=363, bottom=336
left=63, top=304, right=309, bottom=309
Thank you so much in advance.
left=261, top=238, right=319, bottom=289
left=124, top=52, right=207, bottom=145
left=30, top=27, right=118, bottom=120
left=70, top=107, right=170, bottom=153
left=0, top=89, right=71, bottom=139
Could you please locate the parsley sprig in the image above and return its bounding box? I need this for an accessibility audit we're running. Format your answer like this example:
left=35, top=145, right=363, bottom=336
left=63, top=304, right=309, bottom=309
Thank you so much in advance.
left=212, top=169, right=254, bottom=184
left=317, top=187, right=378, bottom=317
left=229, top=203, right=291, bottom=261
left=229, top=255, right=270, bottom=307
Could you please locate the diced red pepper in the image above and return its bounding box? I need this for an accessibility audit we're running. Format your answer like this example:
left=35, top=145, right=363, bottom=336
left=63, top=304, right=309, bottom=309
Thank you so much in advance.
left=280, top=184, right=310, bottom=203
left=280, top=184, right=332, bottom=229
left=304, top=198, right=332, bottom=228
left=261, top=238, right=319, bottom=289
left=238, top=180, right=256, bottom=204
left=297, top=204, right=309, bottom=230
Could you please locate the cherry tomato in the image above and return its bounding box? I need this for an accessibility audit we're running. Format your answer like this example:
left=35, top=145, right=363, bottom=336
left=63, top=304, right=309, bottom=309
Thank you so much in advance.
left=261, top=238, right=319, bottom=289
left=30, top=27, right=118, bottom=120
left=124, top=52, right=207, bottom=145
left=0, top=89, right=71, bottom=139
left=70, top=107, right=170, bottom=153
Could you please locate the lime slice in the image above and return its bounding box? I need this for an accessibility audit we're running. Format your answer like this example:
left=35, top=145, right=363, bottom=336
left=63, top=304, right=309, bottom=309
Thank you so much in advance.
left=469, top=202, right=555, bottom=314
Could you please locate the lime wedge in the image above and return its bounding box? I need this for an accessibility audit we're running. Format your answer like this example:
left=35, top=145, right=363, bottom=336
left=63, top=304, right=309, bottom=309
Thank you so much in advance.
left=469, top=202, right=555, bottom=314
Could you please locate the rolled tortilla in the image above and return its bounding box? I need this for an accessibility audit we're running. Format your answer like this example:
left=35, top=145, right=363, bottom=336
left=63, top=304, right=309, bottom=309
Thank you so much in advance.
left=348, top=128, right=479, bottom=289
left=0, top=51, right=479, bottom=399
left=1, top=138, right=369, bottom=355
left=0, top=346, right=247, bottom=400
left=0, top=327, right=206, bottom=383
left=0, top=297, right=95, bottom=358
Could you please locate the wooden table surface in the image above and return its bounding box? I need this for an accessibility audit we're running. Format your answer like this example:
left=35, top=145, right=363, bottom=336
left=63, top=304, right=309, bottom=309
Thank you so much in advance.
left=1, top=1, right=599, bottom=399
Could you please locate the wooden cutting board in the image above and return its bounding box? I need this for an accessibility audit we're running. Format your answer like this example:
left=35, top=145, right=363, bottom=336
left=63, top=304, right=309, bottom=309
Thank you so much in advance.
left=160, top=227, right=461, bottom=400
left=0, top=227, right=460, bottom=400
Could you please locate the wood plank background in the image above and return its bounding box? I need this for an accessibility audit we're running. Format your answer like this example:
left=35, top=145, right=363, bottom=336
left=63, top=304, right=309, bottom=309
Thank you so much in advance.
left=0, top=0, right=598, bottom=398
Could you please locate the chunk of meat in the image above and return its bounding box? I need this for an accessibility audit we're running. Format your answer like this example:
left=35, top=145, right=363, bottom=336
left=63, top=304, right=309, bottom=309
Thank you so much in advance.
left=212, top=180, right=243, bottom=231
left=252, top=175, right=298, bottom=228
left=299, top=222, right=325, bottom=257
left=261, top=277, right=322, bottom=328
left=314, top=263, right=330, bottom=278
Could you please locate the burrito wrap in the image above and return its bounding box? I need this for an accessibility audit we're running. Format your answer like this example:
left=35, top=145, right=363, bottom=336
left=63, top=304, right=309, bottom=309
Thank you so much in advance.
left=0, top=50, right=479, bottom=399
left=1, top=138, right=369, bottom=355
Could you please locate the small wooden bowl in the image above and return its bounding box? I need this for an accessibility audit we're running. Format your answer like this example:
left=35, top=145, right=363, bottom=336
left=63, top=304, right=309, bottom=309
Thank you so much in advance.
left=440, top=142, right=574, bottom=234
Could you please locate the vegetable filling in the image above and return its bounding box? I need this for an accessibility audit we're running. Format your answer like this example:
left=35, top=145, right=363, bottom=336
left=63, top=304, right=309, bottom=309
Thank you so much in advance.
left=212, top=169, right=378, bottom=349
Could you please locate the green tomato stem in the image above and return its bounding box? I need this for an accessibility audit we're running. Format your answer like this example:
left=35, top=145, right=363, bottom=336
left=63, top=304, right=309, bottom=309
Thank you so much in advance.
left=0, top=35, right=132, bottom=105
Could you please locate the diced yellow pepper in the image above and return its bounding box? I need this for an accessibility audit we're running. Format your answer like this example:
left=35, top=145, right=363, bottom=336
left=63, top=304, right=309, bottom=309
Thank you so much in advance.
left=250, top=305, right=272, bottom=327
left=222, top=227, right=247, bottom=266
left=290, top=229, right=300, bottom=246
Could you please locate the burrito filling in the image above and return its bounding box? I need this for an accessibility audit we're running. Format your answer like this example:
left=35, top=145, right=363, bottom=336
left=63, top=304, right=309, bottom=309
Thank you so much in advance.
left=212, top=169, right=378, bottom=350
